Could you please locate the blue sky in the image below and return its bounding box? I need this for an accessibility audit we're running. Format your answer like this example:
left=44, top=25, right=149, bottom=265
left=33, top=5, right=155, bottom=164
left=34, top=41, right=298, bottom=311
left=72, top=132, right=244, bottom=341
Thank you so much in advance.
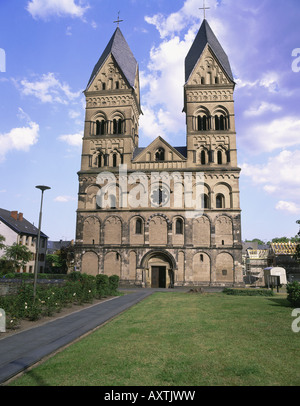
left=0, top=0, right=300, bottom=243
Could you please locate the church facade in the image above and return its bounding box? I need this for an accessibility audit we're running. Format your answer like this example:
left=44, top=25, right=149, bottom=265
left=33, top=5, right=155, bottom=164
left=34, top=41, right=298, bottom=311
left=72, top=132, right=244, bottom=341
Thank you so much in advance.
left=74, top=19, right=244, bottom=288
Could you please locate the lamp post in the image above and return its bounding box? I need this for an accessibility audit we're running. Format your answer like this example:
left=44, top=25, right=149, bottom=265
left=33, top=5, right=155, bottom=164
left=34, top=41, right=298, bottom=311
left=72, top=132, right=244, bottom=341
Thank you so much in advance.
left=33, top=185, right=51, bottom=300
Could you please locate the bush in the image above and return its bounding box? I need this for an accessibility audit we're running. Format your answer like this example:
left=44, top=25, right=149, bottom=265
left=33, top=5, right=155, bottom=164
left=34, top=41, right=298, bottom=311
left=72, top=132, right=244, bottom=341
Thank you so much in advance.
left=223, top=288, right=275, bottom=297
left=96, top=274, right=110, bottom=297
left=286, top=281, right=300, bottom=307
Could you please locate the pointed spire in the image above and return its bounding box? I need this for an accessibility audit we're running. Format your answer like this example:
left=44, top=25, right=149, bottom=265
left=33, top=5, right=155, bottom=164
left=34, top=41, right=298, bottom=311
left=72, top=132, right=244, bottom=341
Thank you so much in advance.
left=185, top=19, right=234, bottom=83
left=86, top=27, right=138, bottom=90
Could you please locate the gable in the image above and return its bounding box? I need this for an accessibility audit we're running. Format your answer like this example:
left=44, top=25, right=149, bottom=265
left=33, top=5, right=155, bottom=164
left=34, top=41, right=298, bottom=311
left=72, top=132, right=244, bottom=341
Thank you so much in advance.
left=86, top=27, right=138, bottom=92
left=133, top=137, right=186, bottom=163
left=186, top=45, right=232, bottom=86
left=87, top=54, right=131, bottom=92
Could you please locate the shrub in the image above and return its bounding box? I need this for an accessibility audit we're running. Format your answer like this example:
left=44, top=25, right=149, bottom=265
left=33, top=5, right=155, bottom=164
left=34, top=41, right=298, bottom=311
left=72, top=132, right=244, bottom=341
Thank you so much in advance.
left=109, top=275, right=120, bottom=295
left=286, top=281, right=300, bottom=307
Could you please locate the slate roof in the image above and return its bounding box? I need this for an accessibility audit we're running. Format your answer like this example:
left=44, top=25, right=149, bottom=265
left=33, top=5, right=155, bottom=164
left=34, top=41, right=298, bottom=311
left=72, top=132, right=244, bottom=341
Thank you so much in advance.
left=0, top=208, right=48, bottom=239
left=185, top=19, right=234, bottom=83
left=86, top=27, right=138, bottom=90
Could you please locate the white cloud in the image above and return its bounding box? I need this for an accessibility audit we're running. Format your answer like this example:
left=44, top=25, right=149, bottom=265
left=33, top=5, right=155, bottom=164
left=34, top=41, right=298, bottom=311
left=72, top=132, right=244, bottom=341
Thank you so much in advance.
left=16, top=73, right=81, bottom=104
left=241, top=150, right=300, bottom=214
left=26, top=0, right=89, bottom=20
left=276, top=201, right=300, bottom=215
left=58, top=132, right=83, bottom=147
left=0, top=121, right=39, bottom=162
left=54, top=195, right=76, bottom=203
left=244, top=102, right=282, bottom=117
left=240, top=116, right=300, bottom=153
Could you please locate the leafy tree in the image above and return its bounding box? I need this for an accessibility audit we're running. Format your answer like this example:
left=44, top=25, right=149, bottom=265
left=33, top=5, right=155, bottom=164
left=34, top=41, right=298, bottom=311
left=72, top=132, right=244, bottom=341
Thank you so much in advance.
left=3, top=243, right=32, bottom=272
left=271, top=237, right=290, bottom=243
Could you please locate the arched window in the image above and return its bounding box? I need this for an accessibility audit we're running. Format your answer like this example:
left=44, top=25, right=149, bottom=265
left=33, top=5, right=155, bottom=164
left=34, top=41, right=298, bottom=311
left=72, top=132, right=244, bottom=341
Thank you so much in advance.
left=216, top=194, right=225, bottom=209
left=201, top=77, right=205, bottom=85
left=204, top=194, right=209, bottom=209
left=96, top=120, right=106, bottom=135
left=217, top=150, right=223, bottom=165
left=113, top=154, right=117, bottom=168
left=135, top=218, right=143, bottom=234
left=197, top=115, right=209, bottom=131
left=98, top=153, right=102, bottom=168
left=201, top=150, right=206, bottom=165
left=155, top=148, right=165, bottom=162
left=113, top=118, right=123, bottom=134
left=214, top=111, right=229, bottom=131
left=215, top=115, right=220, bottom=131
left=115, top=81, right=119, bottom=89
left=176, top=218, right=183, bottom=235
left=102, top=83, right=106, bottom=90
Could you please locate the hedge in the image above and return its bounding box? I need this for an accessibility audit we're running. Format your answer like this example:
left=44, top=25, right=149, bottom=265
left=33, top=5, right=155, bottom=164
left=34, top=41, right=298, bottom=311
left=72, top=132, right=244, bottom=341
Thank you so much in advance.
left=223, top=288, right=275, bottom=297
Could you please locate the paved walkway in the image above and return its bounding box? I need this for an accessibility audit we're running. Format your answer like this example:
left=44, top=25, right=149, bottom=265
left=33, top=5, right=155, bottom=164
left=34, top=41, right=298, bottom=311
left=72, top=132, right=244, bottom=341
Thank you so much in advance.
left=0, top=289, right=154, bottom=384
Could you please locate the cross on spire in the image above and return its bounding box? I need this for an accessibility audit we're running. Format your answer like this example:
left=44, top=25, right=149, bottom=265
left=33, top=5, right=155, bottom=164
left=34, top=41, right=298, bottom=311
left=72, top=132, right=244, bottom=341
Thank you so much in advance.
left=199, top=0, right=210, bottom=20
left=113, top=11, right=123, bottom=27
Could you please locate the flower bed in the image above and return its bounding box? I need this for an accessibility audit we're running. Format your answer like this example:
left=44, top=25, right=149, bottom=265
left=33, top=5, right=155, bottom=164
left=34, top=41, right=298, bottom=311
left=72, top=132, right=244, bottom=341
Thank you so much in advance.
left=0, top=273, right=120, bottom=330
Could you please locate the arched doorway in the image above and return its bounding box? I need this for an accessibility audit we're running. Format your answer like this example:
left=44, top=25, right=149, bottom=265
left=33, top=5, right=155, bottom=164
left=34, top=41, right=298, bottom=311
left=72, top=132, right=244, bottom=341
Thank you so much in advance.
left=140, top=251, right=175, bottom=288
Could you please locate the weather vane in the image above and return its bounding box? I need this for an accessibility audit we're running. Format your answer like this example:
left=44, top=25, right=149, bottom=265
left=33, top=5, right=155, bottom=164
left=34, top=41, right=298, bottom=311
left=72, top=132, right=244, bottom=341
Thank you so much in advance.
left=113, top=11, right=123, bottom=27
left=199, top=0, right=210, bottom=20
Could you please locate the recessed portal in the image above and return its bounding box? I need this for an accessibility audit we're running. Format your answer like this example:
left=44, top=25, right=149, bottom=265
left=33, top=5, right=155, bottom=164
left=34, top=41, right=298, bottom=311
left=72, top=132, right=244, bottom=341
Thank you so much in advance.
left=151, top=266, right=166, bottom=288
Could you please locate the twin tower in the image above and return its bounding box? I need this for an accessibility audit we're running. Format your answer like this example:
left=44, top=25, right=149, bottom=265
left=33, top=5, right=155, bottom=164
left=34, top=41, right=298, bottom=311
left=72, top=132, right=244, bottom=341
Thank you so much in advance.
left=75, top=19, right=244, bottom=288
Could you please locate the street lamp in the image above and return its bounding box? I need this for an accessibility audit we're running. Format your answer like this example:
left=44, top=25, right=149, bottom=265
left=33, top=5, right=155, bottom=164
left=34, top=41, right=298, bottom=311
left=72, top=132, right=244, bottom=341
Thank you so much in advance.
left=33, top=185, right=51, bottom=300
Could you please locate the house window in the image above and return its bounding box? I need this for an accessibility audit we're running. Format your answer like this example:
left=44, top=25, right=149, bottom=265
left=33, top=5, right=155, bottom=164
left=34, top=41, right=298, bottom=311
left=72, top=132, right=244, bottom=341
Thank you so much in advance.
left=175, top=218, right=183, bottom=235
left=135, top=218, right=143, bottom=235
left=222, top=269, right=227, bottom=276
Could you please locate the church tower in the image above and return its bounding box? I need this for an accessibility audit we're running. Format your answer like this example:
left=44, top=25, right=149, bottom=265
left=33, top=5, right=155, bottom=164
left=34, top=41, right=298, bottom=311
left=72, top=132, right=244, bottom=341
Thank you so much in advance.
left=75, top=20, right=244, bottom=288
left=81, top=27, right=141, bottom=172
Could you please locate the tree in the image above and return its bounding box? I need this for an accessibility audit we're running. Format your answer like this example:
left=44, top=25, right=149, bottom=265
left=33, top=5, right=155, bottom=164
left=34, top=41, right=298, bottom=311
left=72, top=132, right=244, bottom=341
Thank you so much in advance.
left=294, top=221, right=300, bottom=264
left=245, top=238, right=265, bottom=245
left=4, top=243, right=32, bottom=272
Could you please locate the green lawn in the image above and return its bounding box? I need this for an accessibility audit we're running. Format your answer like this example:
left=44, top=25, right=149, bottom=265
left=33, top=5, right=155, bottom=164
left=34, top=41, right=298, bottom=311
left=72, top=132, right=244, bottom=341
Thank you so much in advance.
left=9, top=291, right=300, bottom=386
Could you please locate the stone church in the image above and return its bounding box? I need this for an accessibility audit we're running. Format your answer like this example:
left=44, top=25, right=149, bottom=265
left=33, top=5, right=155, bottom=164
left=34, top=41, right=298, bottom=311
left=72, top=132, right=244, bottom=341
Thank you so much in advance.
left=74, top=19, right=244, bottom=288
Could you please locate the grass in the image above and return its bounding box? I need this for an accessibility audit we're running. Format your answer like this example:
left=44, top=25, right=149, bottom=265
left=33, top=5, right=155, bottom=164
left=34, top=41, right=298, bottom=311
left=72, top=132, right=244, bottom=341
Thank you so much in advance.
left=9, top=291, right=300, bottom=386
